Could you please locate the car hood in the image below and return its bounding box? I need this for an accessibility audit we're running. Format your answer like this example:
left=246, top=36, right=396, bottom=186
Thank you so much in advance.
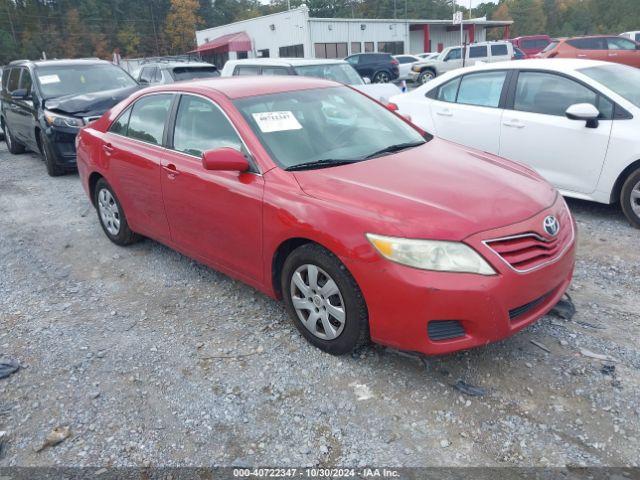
left=293, top=138, right=557, bottom=241
left=44, top=85, right=140, bottom=117
left=352, top=83, right=402, bottom=103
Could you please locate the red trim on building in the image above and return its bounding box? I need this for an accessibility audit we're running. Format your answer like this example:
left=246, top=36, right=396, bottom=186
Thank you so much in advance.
left=423, top=24, right=431, bottom=52
left=504, top=25, right=511, bottom=40
left=469, top=24, right=475, bottom=43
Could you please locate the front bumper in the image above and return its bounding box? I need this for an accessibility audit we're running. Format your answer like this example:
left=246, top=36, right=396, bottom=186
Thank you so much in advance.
left=408, top=70, right=421, bottom=82
left=44, top=125, right=79, bottom=167
left=344, top=199, right=576, bottom=356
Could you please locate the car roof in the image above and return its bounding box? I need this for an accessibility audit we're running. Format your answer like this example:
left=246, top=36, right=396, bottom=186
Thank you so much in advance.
left=226, top=58, right=347, bottom=67
left=142, top=62, right=215, bottom=69
left=450, top=58, right=612, bottom=73
left=140, top=75, right=341, bottom=100
left=9, top=58, right=111, bottom=68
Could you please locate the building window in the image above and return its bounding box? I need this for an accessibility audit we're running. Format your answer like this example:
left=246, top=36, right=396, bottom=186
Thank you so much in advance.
left=237, top=51, right=248, bottom=59
left=351, top=42, right=361, bottom=54
left=377, top=41, right=404, bottom=55
left=279, top=44, right=304, bottom=57
left=364, top=42, right=374, bottom=52
left=314, top=43, right=348, bottom=59
left=257, top=49, right=270, bottom=58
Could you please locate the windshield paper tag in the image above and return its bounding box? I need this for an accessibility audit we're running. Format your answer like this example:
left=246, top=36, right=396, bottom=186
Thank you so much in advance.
left=252, top=111, right=302, bottom=133
left=39, top=74, right=61, bottom=85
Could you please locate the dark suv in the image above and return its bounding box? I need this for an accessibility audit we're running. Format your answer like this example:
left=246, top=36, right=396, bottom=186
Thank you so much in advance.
left=344, top=53, right=399, bottom=83
left=1, top=59, right=138, bottom=176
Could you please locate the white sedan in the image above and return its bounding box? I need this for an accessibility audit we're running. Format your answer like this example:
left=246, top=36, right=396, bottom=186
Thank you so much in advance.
left=393, top=54, right=423, bottom=81
left=390, top=59, right=640, bottom=227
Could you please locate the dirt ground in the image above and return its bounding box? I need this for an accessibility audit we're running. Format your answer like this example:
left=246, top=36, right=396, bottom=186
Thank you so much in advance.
left=0, top=144, right=638, bottom=467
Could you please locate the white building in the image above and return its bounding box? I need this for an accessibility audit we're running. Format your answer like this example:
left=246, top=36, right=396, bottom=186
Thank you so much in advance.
left=194, top=6, right=513, bottom=67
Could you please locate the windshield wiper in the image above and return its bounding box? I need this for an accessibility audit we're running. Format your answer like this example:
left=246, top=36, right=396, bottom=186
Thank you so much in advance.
left=285, top=158, right=361, bottom=171
left=362, top=141, right=425, bottom=160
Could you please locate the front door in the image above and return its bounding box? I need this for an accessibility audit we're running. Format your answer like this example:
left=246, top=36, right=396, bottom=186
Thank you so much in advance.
left=160, top=94, right=264, bottom=283
left=499, top=71, right=612, bottom=194
left=606, top=37, right=640, bottom=68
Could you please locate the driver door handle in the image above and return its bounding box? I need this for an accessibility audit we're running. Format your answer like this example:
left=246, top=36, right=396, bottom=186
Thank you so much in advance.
left=102, top=143, right=114, bottom=155
left=503, top=120, right=525, bottom=129
left=436, top=109, right=453, bottom=117
left=163, top=163, right=180, bottom=177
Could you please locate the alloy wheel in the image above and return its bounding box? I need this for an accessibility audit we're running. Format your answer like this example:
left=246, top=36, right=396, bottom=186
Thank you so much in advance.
left=5, top=126, right=12, bottom=149
left=290, top=264, right=346, bottom=340
left=374, top=72, right=390, bottom=83
left=97, top=188, right=121, bottom=236
left=631, top=180, right=640, bottom=218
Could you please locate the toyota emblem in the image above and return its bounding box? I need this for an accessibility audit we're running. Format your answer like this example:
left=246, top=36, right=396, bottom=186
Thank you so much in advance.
left=543, top=215, right=560, bottom=237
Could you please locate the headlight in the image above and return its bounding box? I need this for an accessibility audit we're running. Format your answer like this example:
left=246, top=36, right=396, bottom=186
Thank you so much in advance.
left=44, top=110, right=84, bottom=128
left=366, top=233, right=496, bottom=275
left=411, top=65, right=422, bottom=72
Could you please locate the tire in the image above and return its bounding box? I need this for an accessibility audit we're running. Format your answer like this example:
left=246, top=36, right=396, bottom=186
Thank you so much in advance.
left=40, top=131, right=65, bottom=177
left=4, top=122, right=26, bottom=154
left=281, top=243, right=369, bottom=355
left=94, top=178, right=141, bottom=246
left=417, top=69, right=436, bottom=85
left=620, top=167, right=640, bottom=229
left=372, top=71, right=391, bottom=84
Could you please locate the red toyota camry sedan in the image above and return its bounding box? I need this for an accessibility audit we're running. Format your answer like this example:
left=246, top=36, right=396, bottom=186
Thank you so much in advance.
left=76, top=76, right=576, bottom=356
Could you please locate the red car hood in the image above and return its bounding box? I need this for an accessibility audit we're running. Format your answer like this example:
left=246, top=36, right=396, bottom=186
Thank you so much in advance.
left=293, top=138, right=557, bottom=241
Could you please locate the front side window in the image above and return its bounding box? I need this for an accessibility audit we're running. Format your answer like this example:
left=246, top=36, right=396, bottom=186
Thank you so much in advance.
left=456, top=71, right=507, bottom=108
left=7, top=68, right=20, bottom=92
left=36, top=64, right=136, bottom=98
left=445, top=48, right=462, bottom=61
left=234, top=86, right=426, bottom=170
left=580, top=63, right=640, bottom=109
left=513, top=71, right=610, bottom=118
left=109, top=106, right=132, bottom=135
left=469, top=46, right=487, bottom=58
left=126, top=94, right=173, bottom=145
left=294, top=64, right=363, bottom=85
left=173, top=95, right=242, bottom=157
left=491, top=44, right=509, bottom=56
left=435, top=77, right=461, bottom=103
left=607, top=37, right=637, bottom=50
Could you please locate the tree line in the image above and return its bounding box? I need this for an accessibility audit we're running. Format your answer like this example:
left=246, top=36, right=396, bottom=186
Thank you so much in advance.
left=1, top=0, right=638, bottom=65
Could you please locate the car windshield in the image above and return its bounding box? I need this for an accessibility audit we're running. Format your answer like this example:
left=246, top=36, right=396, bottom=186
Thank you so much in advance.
left=172, top=66, right=219, bottom=81
left=293, top=64, right=363, bottom=85
left=35, top=64, right=137, bottom=98
left=541, top=41, right=558, bottom=53
left=580, top=64, right=640, bottom=108
left=234, top=86, right=426, bottom=170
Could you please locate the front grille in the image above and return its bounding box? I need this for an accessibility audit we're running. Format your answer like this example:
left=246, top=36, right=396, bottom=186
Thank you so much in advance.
left=485, top=208, right=572, bottom=272
left=509, top=293, right=550, bottom=321
left=428, top=320, right=465, bottom=341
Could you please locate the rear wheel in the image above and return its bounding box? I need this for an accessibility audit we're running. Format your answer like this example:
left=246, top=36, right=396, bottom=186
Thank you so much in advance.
left=620, top=167, right=640, bottom=228
left=4, top=123, right=25, bottom=154
left=372, top=71, right=391, bottom=83
left=418, top=69, right=436, bottom=84
left=40, top=131, right=65, bottom=177
left=281, top=243, right=369, bottom=355
left=94, top=178, right=140, bottom=246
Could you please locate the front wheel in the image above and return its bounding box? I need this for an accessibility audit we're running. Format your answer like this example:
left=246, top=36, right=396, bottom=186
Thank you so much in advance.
left=418, top=70, right=436, bottom=84
left=620, top=167, right=640, bottom=228
left=372, top=71, right=391, bottom=83
left=40, top=131, right=65, bottom=177
left=281, top=244, right=369, bottom=355
left=94, top=178, right=141, bottom=245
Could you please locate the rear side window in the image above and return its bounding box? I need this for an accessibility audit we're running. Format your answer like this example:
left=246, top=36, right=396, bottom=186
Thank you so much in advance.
left=469, top=46, right=487, bottom=58
left=234, top=66, right=259, bottom=76
left=1, top=68, right=10, bottom=91
left=607, top=37, right=637, bottom=50
left=126, top=94, right=173, bottom=145
left=445, top=48, right=462, bottom=61
left=636, top=33, right=640, bottom=42
left=262, top=67, right=289, bottom=76
left=513, top=71, right=612, bottom=118
left=435, top=77, right=461, bottom=102
left=456, top=71, right=507, bottom=108
left=172, top=66, right=219, bottom=81
left=567, top=37, right=607, bottom=50
left=521, top=39, right=550, bottom=50
left=7, top=68, right=20, bottom=92
left=491, top=44, right=509, bottom=56
left=172, top=95, right=242, bottom=157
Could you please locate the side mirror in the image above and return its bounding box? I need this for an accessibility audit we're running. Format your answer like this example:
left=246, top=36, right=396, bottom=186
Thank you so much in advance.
left=202, top=147, right=250, bottom=172
left=363, top=77, right=371, bottom=84
left=11, top=88, right=29, bottom=99
left=565, top=103, right=600, bottom=128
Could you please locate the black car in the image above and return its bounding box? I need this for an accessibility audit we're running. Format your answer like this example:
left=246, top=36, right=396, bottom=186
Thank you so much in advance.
left=344, top=53, right=399, bottom=83
left=0, top=59, right=139, bottom=176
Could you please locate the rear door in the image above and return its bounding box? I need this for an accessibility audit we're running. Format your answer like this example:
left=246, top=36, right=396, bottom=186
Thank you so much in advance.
left=467, top=45, right=489, bottom=65
left=160, top=93, right=264, bottom=282
left=499, top=70, right=613, bottom=194
left=490, top=44, right=511, bottom=62
left=606, top=36, right=640, bottom=67
left=102, top=93, right=174, bottom=241
left=3, top=68, right=22, bottom=138
left=429, top=70, right=508, bottom=154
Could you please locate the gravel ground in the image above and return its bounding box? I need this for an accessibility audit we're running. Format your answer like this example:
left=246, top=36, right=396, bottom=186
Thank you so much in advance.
left=0, top=143, right=639, bottom=468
